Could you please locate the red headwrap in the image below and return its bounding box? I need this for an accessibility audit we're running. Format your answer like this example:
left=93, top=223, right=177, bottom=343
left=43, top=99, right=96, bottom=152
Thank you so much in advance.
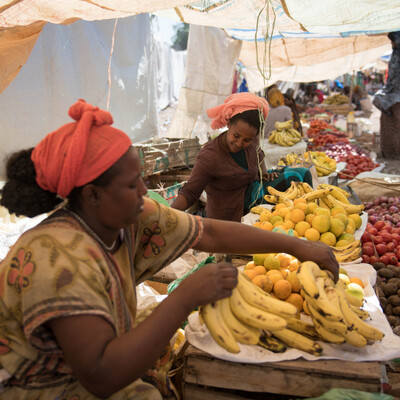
left=31, top=99, right=132, bottom=198
left=207, top=93, right=269, bottom=130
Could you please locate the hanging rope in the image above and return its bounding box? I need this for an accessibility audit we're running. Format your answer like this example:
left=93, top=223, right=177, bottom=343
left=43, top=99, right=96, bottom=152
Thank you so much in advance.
left=106, top=18, right=118, bottom=111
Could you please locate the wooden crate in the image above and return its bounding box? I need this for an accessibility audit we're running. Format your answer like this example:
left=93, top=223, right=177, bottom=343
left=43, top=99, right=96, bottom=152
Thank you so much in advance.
left=183, top=345, right=382, bottom=399
left=135, top=138, right=201, bottom=177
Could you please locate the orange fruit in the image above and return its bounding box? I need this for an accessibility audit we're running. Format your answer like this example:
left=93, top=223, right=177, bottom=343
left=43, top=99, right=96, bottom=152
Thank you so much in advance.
left=277, top=207, right=291, bottom=218
left=294, top=203, right=309, bottom=215
left=275, top=203, right=287, bottom=210
left=285, top=293, right=304, bottom=312
left=304, top=227, right=320, bottom=241
left=307, top=202, right=318, bottom=213
left=305, top=213, right=315, bottom=224
left=245, top=269, right=257, bottom=280
left=245, top=261, right=256, bottom=270
left=286, top=271, right=301, bottom=292
left=288, top=259, right=300, bottom=272
left=266, top=269, right=282, bottom=278
left=252, top=275, right=273, bottom=293
left=289, top=209, right=306, bottom=224
left=273, top=279, right=292, bottom=300
left=259, top=221, right=273, bottom=231
left=293, top=197, right=307, bottom=205
left=279, top=268, right=290, bottom=279
left=253, top=265, right=267, bottom=276
left=295, top=221, right=311, bottom=237
left=269, top=273, right=284, bottom=286
left=253, top=221, right=261, bottom=228
left=349, top=277, right=364, bottom=288
left=276, top=253, right=292, bottom=269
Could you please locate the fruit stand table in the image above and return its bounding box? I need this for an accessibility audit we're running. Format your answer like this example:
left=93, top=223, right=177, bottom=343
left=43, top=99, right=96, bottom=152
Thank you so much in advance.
left=182, top=344, right=382, bottom=399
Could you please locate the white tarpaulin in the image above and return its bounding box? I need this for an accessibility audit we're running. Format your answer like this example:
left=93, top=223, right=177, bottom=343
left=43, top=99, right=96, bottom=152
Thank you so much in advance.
left=165, top=25, right=242, bottom=143
left=240, top=35, right=392, bottom=91
left=0, top=15, right=160, bottom=179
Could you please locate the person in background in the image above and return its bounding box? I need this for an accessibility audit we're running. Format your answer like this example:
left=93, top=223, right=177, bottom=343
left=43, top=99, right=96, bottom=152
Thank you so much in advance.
left=284, top=88, right=303, bottom=136
left=0, top=99, right=338, bottom=399
left=373, top=31, right=400, bottom=159
left=264, top=88, right=292, bottom=137
left=171, top=93, right=312, bottom=222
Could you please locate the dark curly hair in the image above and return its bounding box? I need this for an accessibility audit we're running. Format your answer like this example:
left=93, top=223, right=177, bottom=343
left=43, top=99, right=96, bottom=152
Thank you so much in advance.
left=1, top=148, right=124, bottom=218
left=229, top=109, right=264, bottom=132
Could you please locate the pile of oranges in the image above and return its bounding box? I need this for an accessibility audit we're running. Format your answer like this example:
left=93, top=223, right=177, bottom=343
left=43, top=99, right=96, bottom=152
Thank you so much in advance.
left=244, top=253, right=304, bottom=314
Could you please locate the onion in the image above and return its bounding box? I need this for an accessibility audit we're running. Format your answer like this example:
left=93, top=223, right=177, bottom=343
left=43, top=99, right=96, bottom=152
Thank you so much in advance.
left=379, top=196, right=389, bottom=203
left=368, top=215, right=378, bottom=224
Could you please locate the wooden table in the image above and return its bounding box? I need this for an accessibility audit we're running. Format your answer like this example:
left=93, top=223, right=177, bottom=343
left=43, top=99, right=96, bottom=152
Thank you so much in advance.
left=183, top=345, right=383, bottom=399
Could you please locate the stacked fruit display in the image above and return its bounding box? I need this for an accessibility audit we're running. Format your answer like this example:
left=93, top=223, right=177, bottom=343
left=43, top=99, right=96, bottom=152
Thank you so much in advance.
left=268, top=120, right=302, bottom=147
left=251, top=182, right=364, bottom=263
left=361, top=220, right=400, bottom=266
left=199, top=261, right=383, bottom=354
left=277, top=151, right=337, bottom=177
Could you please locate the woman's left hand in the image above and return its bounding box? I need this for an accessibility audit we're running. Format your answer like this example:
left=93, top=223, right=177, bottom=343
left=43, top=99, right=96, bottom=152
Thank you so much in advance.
left=263, top=172, right=279, bottom=182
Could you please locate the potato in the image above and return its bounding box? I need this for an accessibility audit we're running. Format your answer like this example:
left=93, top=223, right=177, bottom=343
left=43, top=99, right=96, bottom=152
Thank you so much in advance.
left=392, top=306, right=400, bottom=316
left=378, top=268, right=395, bottom=279
left=380, top=297, right=389, bottom=310
left=388, top=295, right=400, bottom=307
left=383, top=283, right=398, bottom=297
left=387, top=315, right=398, bottom=326
left=386, top=303, right=393, bottom=316
left=373, top=262, right=386, bottom=270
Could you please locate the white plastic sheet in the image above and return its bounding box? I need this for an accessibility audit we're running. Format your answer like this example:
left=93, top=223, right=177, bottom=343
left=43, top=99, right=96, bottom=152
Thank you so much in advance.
left=186, top=263, right=400, bottom=363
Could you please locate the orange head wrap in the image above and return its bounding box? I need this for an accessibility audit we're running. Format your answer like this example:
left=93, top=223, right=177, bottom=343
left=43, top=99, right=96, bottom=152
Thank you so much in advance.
left=31, top=99, right=132, bottom=199
left=207, top=93, right=269, bottom=130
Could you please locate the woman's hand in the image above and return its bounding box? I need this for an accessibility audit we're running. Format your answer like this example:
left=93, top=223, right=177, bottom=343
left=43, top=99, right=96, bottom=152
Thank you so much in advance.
left=177, top=262, right=238, bottom=309
left=262, top=172, right=279, bottom=182
left=292, top=240, right=339, bottom=282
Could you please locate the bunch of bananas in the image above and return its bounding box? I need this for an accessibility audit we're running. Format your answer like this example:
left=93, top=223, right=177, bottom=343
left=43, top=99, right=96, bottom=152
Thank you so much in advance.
left=263, top=182, right=364, bottom=216
left=199, top=272, right=323, bottom=355
left=330, top=240, right=362, bottom=264
left=298, top=261, right=384, bottom=346
left=322, top=94, right=350, bottom=105
left=277, top=152, right=337, bottom=177
left=268, top=120, right=302, bottom=147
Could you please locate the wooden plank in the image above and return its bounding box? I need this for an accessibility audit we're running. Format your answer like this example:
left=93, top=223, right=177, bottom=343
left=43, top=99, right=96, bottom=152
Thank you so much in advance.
left=183, top=345, right=381, bottom=397
left=184, top=384, right=249, bottom=400
left=185, top=345, right=381, bottom=380
left=184, top=357, right=381, bottom=397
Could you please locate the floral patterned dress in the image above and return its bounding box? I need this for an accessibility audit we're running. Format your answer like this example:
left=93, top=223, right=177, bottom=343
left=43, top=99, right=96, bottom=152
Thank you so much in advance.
left=0, top=198, right=203, bottom=399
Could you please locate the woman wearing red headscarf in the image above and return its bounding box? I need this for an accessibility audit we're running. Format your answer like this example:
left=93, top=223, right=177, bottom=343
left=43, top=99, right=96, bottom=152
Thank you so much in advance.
left=171, top=93, right=312, bottom=221
left=0, top=100, right=338, bottom=399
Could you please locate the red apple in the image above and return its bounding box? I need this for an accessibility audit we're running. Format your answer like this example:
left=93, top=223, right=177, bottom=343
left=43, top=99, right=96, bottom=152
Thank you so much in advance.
left=373, top=235, right=384, bottom=244
left=361, top=254, right=371, bottom=264
left=374, top=221, right=385, bottom=230
left=380, top=255, right=390, bottom=265
left=370, top=255, right=380, bottom=264
left=361, top=231, right=371, bottom=243
left=368, top=227, right=378, bottom=236
left=363, top=241, right=374, bottom=248
left=386, top=253, right=398, bottom=264
left=362, top=246, right=375, bottom=257
left=387, top=242, right=396, bottom=252
left=393, top=239, right=399, bottom=247
left=376, top=243, right=387, bottom=255
left=381, top=231, right=393, bottom=243
left=392, top=233, right=400, bottom=242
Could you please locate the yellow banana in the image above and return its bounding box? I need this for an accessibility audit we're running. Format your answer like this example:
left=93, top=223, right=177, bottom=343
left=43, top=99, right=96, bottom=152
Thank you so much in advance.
left=258, top=334, right=287, bottom=353
left=312, top=277, right=344, bottom=322
left=220, top=297, right=260, bottom=345
left=264, top=194, right=279, bottom=204
left=230, top=288, right=287, bottom=331
left=267, top=186, right=286, bottom=197
left=336, top=285, right=384, bottom=341
left=307, top=303, right=347, bottom=336
left=333, top=247, right=362, bottom=263
left=268, top=131, right=277, bottom=143
left=313, top=321, right=346, bottom=344
left=350, top=305, right=369, bottom=320
left=328, top=196, right=365, bottom=214
left=237, top=273, right=298, bottom=319
left=286, top=317, right=319, bottom=340
left=296, top=261, right=326, bottom=299
left=275, top=119, right=293, bottom=131
left=250, top=205, right=267, bottom=215
left=272, top=328, right=323, bottom=356
left=200, top=300, right=240, bottom=353
left=301, top=187, right=333, bottom=202
left=301, top=182, right=314, bottom=194
left=319, top=184, right=350, bottom=204
left=344, top=290, right=364, bottom=308
left=331, top=240, right=361, bottom=253
left=341, top=329, right=368, bottom=347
